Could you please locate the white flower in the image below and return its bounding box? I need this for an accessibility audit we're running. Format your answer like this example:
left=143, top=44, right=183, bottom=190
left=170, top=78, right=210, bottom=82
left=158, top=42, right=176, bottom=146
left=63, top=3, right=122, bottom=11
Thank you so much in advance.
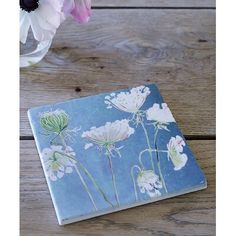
left=137, top=170, right=162, bottom=197
left=146, top=103, right=175, bottom=123
left=104, top=86, right=150, bottom=113
left=84, top=143, right=93, bottom=150
left=167, top=135, right=188, bottom=171
left=41, top=145, right=76, bottom=181
left=20, top=0, right=65, bottom=43
left=82, top=119, right=134, bottom=155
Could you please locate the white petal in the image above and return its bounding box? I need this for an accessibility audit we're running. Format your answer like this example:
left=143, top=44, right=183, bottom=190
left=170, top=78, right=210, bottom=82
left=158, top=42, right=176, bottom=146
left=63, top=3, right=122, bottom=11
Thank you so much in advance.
left=140, top=187, right=145, bottom=193
left=84, top=143, right=93, bottom=150
left=20, top=10, right=26, bottom=23
left=20, top=12, right=30, bottom=44
left=174, top=154, right=188, bottom=171
left=176, top=135, right=185, bottom=146
left=65, top=166, right=73, bottom=173
left=29, top=13, right=45, bottom=41
left=148, top=191, right=156, bottom=198
left=156, top=181, right=162, bottom=189
left=155, top=190, right=162, bottom=197
left=35, top=10, right=57, bottom=32
left=57, top=171, right=64, bottom=179
left=48, top=0, right=65, bottom=12
left=39, top=3, right=62, bottom=28
left=51, top=145, right=63, bottom=151
left=48, top=171, right=57, bottom=181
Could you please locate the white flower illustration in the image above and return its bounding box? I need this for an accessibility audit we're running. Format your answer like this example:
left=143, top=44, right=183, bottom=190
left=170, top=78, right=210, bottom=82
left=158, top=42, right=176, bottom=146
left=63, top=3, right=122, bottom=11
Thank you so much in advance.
left=137, top=170, right=162, bottom=197
left=167, top=135, right=188, bottom=171
left=81, top=119, right=134, bottom=156
left=39, top=109, right=79, bottom=144
left=40, top=109, right=69, bottom=134
left=41, top=145, right=77, bottom=181
left=146, top=103, right=175, bottom=123
left=104, top=86, right=150, bottom=113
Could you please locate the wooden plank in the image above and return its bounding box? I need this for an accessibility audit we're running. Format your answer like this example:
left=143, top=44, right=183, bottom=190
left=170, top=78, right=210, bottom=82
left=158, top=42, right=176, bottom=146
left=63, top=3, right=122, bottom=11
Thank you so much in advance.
left=92, top=0, right=215, bottom=7
left=20, top=140, right=215, bottom=235
left=20, top=9, right=215, bottom=136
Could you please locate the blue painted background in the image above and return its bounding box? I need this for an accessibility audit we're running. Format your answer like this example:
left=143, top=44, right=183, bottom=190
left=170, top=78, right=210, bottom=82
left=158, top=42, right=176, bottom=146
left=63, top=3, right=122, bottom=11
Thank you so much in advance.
left=28, top=84, right=206, bottom=223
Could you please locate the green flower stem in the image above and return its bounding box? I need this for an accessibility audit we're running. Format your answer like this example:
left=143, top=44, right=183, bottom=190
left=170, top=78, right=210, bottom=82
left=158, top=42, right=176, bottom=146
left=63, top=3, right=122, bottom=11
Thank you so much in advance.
left=140, top=121, right=155, bottom=171
left=54, top=151, right=77, bottom=162
left=154, top=128, right=168, bottom=193
left=50, top=132, right=60, bottom=145
left=107, top=154, right=120, bottom=206
left=156, top=157, right=168, bottom=193
left=139, top=148, right=156, bottom=169
left=76, top=161, right=114, bottom=208
left=56, top=150, right=113, bottom=207
left=158, top=150, right=168, bottom=153
left=154, top=127, right=159, bottom=147
left=131, top=165, right=141, bottom=201
left=58, top=134, right=104, bottom=209
left=60, top=133, right=67, bottom=148
left=74, top=165, right=98, bottom=211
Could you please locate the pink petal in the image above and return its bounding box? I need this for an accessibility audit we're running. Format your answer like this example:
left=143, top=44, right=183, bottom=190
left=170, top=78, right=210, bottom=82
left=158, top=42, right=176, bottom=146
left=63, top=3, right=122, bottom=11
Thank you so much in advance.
left=62, top=0, right=75, bottom=15
left=71, top=0, right=91, bottom=23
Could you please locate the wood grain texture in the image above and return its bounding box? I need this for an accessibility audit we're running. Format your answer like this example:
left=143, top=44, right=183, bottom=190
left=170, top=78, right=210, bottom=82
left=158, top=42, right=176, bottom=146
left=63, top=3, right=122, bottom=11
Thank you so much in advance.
left=92, top=0, right=215, bottom=7
left=20, top=9, right=216, bottom=137
left=20, top=140, right=215, bottom=236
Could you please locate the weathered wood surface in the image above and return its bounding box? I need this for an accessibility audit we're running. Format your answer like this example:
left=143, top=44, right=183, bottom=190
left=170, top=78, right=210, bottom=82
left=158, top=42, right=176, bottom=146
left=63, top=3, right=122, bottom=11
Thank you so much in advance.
left=20, top=140, right=215, bottom=236
left=93, top=0, right=215, bottom=7
left=20, top=9, right=215, bottom=137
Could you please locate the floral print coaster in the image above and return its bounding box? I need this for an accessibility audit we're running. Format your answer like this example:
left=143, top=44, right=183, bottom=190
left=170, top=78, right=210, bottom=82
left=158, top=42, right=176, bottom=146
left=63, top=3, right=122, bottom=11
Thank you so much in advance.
left=28, top=84, right=207, bottom=225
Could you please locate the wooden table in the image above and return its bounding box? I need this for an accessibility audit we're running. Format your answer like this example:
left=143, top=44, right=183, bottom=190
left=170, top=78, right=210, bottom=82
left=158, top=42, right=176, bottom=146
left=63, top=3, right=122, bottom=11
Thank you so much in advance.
left=20, top=1, right=216, bottom=235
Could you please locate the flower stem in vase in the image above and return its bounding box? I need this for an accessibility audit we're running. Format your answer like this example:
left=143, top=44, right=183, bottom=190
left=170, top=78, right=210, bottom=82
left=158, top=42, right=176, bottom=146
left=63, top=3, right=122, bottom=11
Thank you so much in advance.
left=107, top=154, right=120, bottom=206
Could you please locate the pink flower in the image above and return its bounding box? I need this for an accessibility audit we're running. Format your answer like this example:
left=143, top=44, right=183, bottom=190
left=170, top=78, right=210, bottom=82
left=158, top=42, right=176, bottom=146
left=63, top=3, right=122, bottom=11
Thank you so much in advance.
left=63, top=0, right=91, bottom=23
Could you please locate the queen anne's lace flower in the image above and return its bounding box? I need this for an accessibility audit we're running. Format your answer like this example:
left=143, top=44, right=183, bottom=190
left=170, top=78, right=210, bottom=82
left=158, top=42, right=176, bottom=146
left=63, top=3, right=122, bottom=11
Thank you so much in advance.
left=41, top=145, right=76, bottom=181
left=146, top=103, right=175, bottom=123
left=20, top=0, right=65, bottom=43
left=82, top=119, right=134, bottom=155
left=167, top=135, right=188, bottom=171
left=137, top=170, right=162, bottom=197
left=39, top=109, right=69, bottom=134
left=104, top=86, right=150, bottom=114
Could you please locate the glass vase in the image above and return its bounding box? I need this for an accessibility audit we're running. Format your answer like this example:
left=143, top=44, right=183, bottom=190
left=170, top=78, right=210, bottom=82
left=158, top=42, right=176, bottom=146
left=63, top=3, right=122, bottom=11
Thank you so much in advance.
left=20, top=30, right=52, bottom=68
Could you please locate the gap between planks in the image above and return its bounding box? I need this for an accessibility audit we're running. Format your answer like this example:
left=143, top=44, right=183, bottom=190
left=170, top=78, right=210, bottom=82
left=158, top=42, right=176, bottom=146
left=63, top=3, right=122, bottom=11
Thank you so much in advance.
left=92, top=6, right=216, bottom=10
left=19, top=135, right=216, bottom=141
